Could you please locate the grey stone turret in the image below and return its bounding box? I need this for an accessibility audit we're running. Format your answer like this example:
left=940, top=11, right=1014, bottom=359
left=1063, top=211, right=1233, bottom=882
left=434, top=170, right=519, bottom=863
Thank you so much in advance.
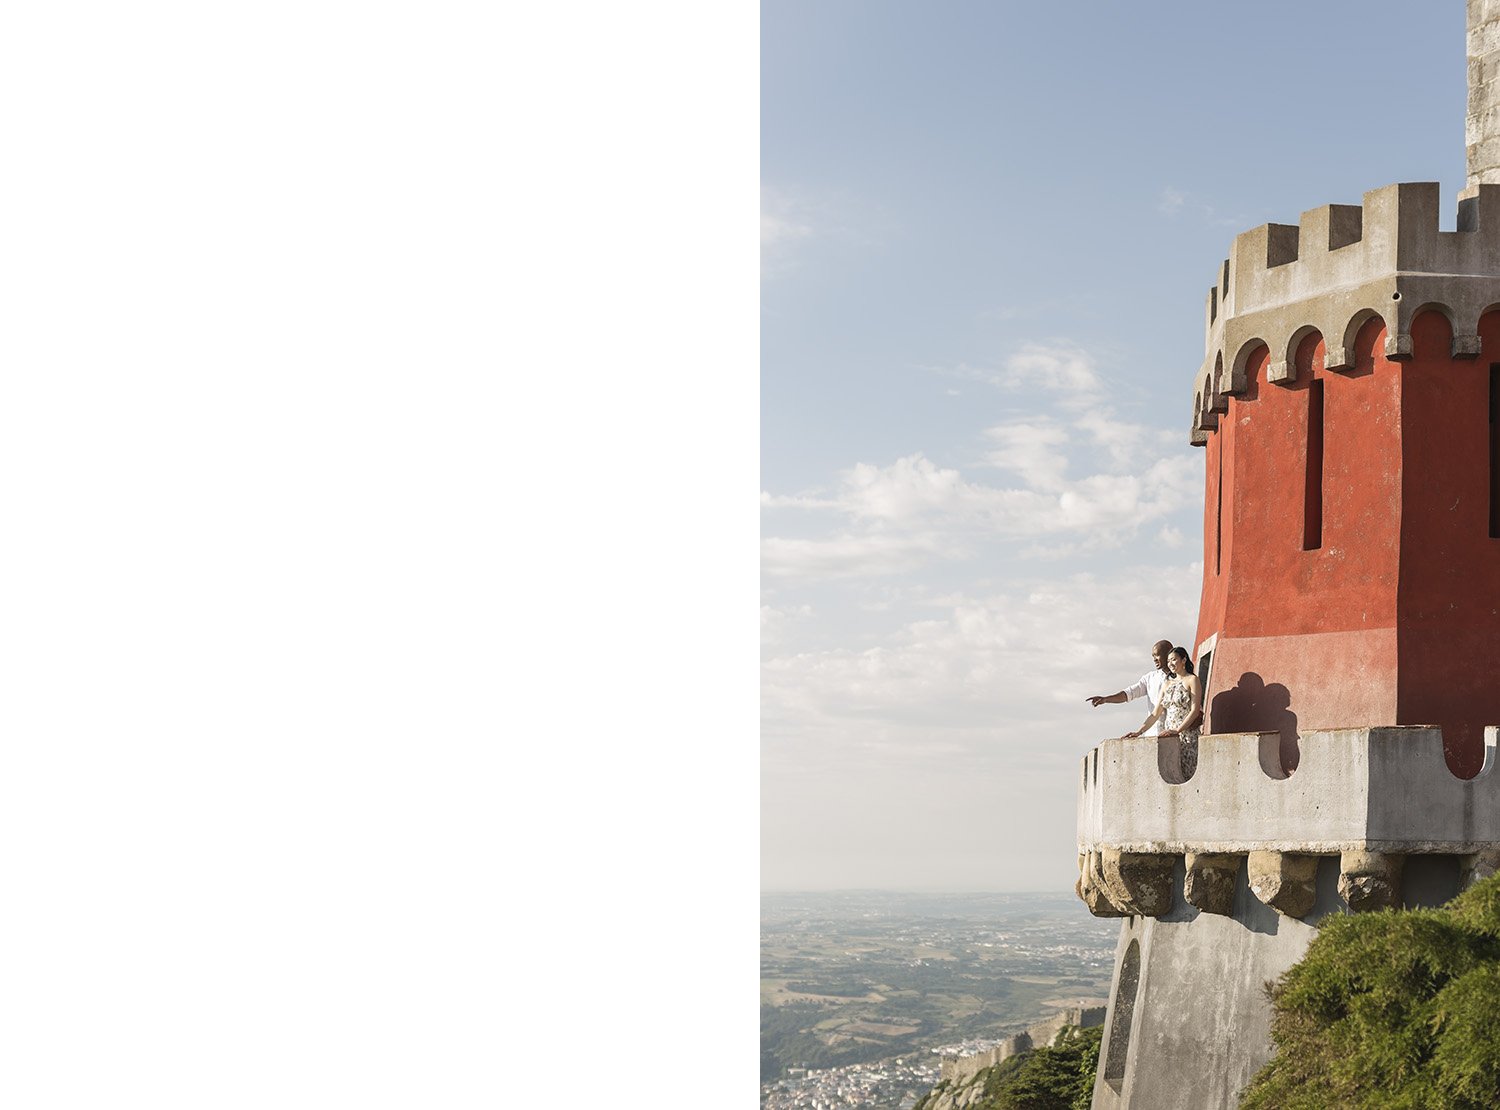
left=1470, top=0, right=1500, bottom=185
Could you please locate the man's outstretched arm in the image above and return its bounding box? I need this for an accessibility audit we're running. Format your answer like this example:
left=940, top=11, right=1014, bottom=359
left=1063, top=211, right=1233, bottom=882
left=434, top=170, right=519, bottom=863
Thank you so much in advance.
left=1086, top=691, right=1128, bottom=707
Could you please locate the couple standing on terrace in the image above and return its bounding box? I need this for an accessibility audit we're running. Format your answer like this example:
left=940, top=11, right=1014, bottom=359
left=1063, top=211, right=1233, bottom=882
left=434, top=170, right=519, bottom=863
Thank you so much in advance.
left=1087, top=640, right=1204, bottom=764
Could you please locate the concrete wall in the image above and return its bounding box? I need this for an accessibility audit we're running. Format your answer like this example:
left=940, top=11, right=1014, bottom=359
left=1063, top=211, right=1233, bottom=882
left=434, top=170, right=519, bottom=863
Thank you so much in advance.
left=1089, top=855, right=1464, bottom=1109
left=1090, top=858, right=1333, bottom=1109
left=1078, top=727, right=1500, bottom=855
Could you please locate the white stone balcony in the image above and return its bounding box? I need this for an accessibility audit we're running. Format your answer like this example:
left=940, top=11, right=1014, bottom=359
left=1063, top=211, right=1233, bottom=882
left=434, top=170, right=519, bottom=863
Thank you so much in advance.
left=1074, top=726, right=1500, bottom=919
left=1078, top=725, right=1499, bottom=855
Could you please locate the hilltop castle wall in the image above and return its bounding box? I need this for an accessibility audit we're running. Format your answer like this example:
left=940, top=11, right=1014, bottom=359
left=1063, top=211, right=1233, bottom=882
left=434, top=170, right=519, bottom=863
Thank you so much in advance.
left=936, top=1005, right=1105, bottom=1086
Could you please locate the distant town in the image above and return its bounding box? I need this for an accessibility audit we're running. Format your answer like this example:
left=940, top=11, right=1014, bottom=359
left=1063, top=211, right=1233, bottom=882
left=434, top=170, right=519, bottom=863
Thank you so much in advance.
left=762, top=1054, right=939, bottom=1110
left=761, top=891, right=1117, bottom=1109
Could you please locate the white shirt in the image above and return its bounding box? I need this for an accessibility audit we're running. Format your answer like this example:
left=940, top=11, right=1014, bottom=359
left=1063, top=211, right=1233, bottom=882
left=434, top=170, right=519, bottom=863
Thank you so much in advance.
left=1124, top=669, right=1169, bottom=736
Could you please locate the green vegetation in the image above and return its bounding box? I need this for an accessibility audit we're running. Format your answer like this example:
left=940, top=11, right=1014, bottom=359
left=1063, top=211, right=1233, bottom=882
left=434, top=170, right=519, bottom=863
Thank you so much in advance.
left=912, top=1026, right=1102, bottom=1110
left=1241, top=873, right=1500, bottom=1109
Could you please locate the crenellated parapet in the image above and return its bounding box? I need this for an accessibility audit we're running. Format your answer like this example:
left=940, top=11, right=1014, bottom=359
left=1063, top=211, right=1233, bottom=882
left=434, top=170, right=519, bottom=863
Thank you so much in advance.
left=1189, top=181, right=1500, bottom=445
left=1074, top=726, right=1500, bottom=919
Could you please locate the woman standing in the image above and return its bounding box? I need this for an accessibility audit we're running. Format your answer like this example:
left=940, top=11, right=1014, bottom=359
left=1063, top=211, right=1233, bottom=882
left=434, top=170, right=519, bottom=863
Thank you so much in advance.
left=1125, top=647, right=1203, bottom=773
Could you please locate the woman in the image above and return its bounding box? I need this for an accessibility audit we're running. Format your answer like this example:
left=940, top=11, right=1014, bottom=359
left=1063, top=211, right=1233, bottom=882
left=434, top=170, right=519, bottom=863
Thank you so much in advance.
left=1125, top=647, right=1203, bottom=772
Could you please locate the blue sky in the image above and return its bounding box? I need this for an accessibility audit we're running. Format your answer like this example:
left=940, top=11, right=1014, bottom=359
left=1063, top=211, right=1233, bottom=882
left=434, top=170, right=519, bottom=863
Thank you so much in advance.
left=762, top=1, right=1468, bottom=890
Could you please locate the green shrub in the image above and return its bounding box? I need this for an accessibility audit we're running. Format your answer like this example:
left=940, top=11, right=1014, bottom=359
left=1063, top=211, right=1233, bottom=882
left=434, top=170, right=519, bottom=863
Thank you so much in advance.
left=981, top=1025, right=1102, bottom=1110
left=1241, top=873, right=1500, bottom=1109
left=914, top=1026, right=1102, bottom=1110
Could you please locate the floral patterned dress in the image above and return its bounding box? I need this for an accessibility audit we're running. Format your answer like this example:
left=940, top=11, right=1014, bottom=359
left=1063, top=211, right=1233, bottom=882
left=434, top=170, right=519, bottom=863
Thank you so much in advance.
left=1158, top=676, right=1200, bottom=774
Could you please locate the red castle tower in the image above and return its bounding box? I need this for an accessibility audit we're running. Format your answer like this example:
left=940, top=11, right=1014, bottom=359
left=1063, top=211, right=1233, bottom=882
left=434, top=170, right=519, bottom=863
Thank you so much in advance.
left=1074, top=3, right=1500, bottom=1107
left=1190, top=179, right=1500, bottom=781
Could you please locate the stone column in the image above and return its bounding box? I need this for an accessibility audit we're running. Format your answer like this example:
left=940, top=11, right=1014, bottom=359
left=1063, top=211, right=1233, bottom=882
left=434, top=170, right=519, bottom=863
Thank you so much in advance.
left=1469, top=0, right=1500, bottom=185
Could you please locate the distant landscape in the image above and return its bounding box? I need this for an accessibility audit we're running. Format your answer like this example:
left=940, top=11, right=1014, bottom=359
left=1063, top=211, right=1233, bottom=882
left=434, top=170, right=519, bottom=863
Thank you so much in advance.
left=761, top=891, right=1119, bottom=1108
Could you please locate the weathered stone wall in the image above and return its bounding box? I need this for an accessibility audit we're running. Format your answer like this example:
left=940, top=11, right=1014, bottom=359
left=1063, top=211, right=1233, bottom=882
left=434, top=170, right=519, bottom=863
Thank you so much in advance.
left=1078, top=727, right=1500, bottom=859
left=1087, top=854, right=1465, bottom=1108
left=1470, top=0, right=1500, bottom=185
left=1089, top=860, right=1329, bottom=1109
left=937, top=1035, right=1028, bottom=1086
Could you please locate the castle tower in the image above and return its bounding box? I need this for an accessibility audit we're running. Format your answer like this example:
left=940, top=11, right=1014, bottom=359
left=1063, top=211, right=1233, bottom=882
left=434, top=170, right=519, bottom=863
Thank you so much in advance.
left=1076, top=3, right=1500, bottom=1106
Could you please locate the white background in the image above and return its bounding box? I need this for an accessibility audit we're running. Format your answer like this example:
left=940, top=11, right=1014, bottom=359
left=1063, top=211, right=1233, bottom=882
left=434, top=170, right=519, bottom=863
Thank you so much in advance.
left=0, top=2, right=755, bottom=1103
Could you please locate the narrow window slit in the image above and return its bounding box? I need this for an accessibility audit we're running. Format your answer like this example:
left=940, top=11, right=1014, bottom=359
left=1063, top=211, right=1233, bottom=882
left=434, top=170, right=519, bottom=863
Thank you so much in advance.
left=1215, top=436, right=1223, bottom=576
left=1490, top=366, right=1500, bottom=539
left=1304, top=380, right=1324, bottom=551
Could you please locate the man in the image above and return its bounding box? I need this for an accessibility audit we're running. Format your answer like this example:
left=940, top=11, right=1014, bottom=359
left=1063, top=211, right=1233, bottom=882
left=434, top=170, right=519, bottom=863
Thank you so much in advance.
left=1086, top=640, right=1173, bottom=736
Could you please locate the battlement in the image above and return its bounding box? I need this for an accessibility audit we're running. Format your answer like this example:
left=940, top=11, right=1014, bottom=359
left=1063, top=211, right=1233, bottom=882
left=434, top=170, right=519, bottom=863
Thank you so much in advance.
left=1216, top=183, right=1500, bottom=319
left=1189, top=182, right=1500, bottom=445
left=1075, top=726, right=1500, bottom=920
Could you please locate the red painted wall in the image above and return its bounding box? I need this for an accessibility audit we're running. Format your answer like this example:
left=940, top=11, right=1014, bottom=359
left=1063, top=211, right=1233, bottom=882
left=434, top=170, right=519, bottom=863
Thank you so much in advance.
left=1192, top=310, right=1500, bottom=776
left=1194, top=320, right=1402, bottom=768
left=1395, top=309, right=1500, bottom=777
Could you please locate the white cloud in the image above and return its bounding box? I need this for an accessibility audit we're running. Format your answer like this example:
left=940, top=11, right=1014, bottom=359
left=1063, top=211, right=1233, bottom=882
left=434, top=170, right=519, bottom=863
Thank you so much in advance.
left=762, top=602, right=813, bottom=645
left=932, top=342, right=1106, bottom=407
left=762, top=184, right=884, bottom=278
left=761, top=186, right=815, bottom=277
left=761, top=551, right=1207, bottom=890
left=762, top=339, right=1201, bottom=581
left=763, top=562, right=1203, bottom=749
left=762, top=440, right=1199, bottom=579
left=839, top=454, right=1016, bottom=522
left=982, top=420, right=1071, bottom=492
left=761, top=530, right=955, bottom=579
left=1001, top=342, right=1104, bottom=401
left=761, top=209, right=811, bottom=250
left=761, top=489, right=841, bottom=510
left=1156, top=186, right=1246, bottom=228
left=1071, top=411, right=1176, bottom=469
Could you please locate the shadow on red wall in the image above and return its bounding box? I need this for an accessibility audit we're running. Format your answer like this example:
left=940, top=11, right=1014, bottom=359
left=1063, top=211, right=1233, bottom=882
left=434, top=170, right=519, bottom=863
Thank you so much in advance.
left=1210, top=672, right=1300, bottom=773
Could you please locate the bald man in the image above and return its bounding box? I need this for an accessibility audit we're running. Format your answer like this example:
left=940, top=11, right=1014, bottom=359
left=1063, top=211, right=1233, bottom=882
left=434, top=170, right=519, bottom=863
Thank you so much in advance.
left=1086, top=640, right=1173, bottom=736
